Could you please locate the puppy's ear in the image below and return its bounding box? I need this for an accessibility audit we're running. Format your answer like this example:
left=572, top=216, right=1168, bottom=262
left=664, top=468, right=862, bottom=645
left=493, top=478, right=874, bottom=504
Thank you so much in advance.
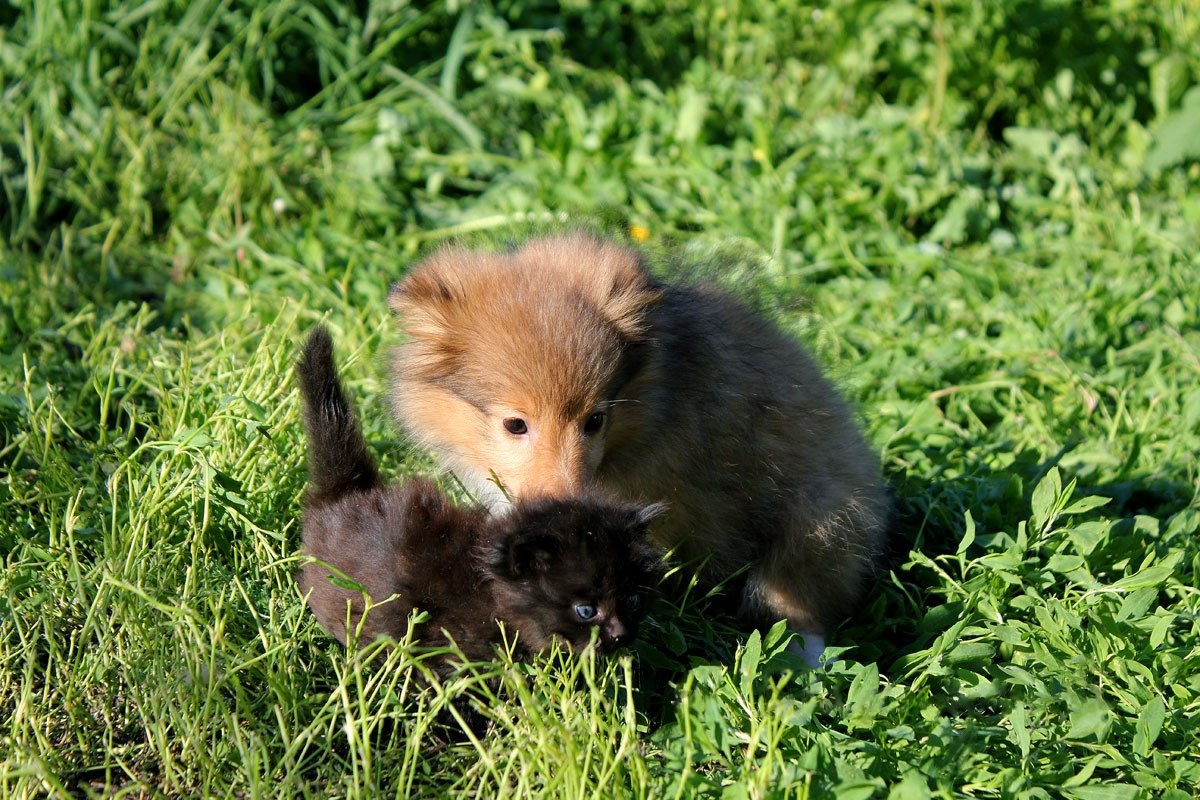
left=518, top=233, right=662, bottom=339
left=595, top=249, right=662, bottom=340
left=389, top=265, right=455, bottom=310
left=389, top=251, right=475, bottom=380
left=491, top=530, right=561, bottom=580
left=388, top=248, right=472, bottom=338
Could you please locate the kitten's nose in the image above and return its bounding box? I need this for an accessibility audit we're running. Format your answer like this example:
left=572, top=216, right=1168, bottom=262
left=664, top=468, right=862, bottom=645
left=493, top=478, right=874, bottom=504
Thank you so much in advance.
left=605, top=620, right=629, bottom=647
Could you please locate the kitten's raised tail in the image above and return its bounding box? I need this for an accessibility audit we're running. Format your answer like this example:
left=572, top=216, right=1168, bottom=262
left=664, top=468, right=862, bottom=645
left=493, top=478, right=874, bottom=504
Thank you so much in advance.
left=296, top=326, right=381, bottom=504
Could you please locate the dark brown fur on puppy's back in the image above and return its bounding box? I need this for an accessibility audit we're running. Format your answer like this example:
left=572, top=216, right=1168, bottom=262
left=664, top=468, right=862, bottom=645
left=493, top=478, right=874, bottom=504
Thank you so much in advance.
left=296, top=327, right=662, bottom=665
left=388, top=233, right=890, bottom=659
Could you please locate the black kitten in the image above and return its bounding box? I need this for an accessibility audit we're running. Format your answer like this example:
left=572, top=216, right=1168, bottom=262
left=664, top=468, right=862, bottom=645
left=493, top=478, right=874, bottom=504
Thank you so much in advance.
left=294, top=327, right=663, bottom=669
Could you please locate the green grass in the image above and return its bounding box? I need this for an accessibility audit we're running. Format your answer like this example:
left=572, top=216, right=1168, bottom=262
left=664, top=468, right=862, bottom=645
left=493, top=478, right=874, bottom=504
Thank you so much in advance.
left=2, top=0, right=1199, bottom=797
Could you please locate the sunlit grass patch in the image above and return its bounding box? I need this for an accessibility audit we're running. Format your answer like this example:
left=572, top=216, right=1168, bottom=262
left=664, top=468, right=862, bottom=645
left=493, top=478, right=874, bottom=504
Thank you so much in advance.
left=2, top=0, right=1199, bottom=797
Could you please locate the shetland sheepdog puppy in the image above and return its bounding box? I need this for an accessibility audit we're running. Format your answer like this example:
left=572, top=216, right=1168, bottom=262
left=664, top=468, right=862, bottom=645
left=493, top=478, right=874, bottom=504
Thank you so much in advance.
left=388, top=233, right=889, bottom=664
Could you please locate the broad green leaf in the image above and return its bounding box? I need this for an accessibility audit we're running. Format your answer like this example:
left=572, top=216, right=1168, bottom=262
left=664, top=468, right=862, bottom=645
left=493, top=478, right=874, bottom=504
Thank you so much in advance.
left=674, top=87, right=708, bottom=145
left=738, top=630, right=762, bottom=698
left=1150, top=613, right=1174, bottom=649
left=1030, top=467, right=1063, bottom=534
left=172, top=426, right=213, bottom=448
left=1045, top=554, right=1086, bottom=575
left=944, top=641, right=995, bottom=666
left=1145, top=85, right=1200, bottom=173
left=1066, top=698, right=1112, bottom=741
left=1061, top=495, right=1111, bottom=516
left=1010, top=701, right=1031, bottom=760
left=1115, top=588, right=1158, bottom=622
left=1062, top=786, right=1142, bottom=800
left=1066, top=521, right=1113, bottom=556
left=1109, top=551, right=1183, bottom=592
left=835, top=783, right=881, bottom=800
left=846, top=662, right=881, bottom=730
left=887, top=771, right=931, bottom=800
left=1133, top=697, right=1166, bottom=757
left=1004, top=127, right=1057, bottom=161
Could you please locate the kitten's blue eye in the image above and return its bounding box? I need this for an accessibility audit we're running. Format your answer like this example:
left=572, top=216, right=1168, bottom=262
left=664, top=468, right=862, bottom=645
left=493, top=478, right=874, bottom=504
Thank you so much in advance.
left=625, top=593, right=642, bottom=612
left=574, top=603, right=598, bottom=621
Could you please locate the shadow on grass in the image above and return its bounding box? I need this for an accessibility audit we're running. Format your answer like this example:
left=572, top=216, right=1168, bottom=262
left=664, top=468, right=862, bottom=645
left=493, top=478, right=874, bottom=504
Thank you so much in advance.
left=851, top=449, right=1194, bottom=674
left=619, top=440, right=1195, bottom=732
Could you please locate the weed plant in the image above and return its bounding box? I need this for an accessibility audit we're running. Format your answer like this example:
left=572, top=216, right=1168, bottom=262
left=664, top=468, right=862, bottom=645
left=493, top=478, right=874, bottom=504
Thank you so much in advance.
left=2, top=1, right=1198, bottom=797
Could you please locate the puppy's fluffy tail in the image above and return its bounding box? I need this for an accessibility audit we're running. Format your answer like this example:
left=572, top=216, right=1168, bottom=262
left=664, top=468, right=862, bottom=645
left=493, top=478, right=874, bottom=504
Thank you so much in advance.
left=296, top=326, right=380, bottom=504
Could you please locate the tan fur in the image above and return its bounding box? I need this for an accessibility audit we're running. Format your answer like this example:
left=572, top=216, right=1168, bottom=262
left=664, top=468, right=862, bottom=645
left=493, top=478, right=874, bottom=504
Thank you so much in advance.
left=389, top=232, right=889, bottom=647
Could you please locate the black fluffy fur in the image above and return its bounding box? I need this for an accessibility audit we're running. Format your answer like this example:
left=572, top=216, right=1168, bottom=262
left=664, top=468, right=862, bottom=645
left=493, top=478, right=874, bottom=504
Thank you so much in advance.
left=295, top=326, right=663, bottom=670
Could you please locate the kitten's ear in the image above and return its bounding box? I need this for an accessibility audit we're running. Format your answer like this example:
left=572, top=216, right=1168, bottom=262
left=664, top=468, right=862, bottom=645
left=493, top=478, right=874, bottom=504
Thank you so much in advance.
left=493, top=530, right=561, bottom=579
left=631, top=502, right=669, bottom=530
left=404, top=480, right=449, bottom=526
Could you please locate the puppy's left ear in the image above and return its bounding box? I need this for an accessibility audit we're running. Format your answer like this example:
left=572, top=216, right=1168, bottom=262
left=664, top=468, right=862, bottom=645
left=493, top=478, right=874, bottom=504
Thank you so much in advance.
left=598, top=254, right=663, bottom=340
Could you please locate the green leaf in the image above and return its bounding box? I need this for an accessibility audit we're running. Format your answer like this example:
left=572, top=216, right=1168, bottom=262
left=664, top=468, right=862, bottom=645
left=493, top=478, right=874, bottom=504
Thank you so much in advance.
left=944, top=641, right=995, bottom=666
left=674, top=86, right=708, bottom=145
left=956, top=669, right=999, bottom=699
left=1150, top=613, right=1174, bottom=649
left=172, top=426, right=213, bottom=448
left=1066, top=521, right=1111, bottom=556
left=738, top=630, right=762, bottom=698
left=835, top=784, right=881, bottom=800
left=1062, top=786, right=1142, bottom=800
left=1132, top=697, right=1166, bottom=757
left=1004, top=127, right=1057, bottom=161
left=1066, top=698, right=1112, bottom=741
left=1010, top=701, right=1031, bottom=760
left=1115, top=588, right=1157, bottom=622
left=887, top=771, right=931, bottom=800
left=956, top=510, right=976, bottom=557
left=1109, top=551, right=1183, bottom=592
left=1030, top=467, right=1063, bottom=534
left=242, top=398, right=269, bottom=422
left=327, top=574, right=367, bottom=593
left=1145, top=85, right=1200, bottom=174
left=1062, top=754, right=1105, bottom=787
left=846, top=662, right=882, bottom=730
left=1046, top=554, right=1086, bottom=575
left=1061, top=495, right=1111, bottom=516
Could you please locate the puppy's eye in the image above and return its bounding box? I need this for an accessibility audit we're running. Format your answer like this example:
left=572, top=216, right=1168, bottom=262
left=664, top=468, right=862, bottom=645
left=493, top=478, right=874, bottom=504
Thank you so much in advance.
left=625, top=593, right=642, bottom=612
left=574, top=603, right=598, bottom=621
left=583, top=411, right=606, bottom=435
left=503, top=417, right=528, bottom=436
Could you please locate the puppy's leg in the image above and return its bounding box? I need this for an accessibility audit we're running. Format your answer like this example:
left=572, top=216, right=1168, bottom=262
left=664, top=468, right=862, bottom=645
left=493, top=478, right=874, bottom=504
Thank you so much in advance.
left=789, top=632, right=828, bottom=667
left=741, top=520, right=876, bottom=668
left=739, top=576, right=830, bottom=668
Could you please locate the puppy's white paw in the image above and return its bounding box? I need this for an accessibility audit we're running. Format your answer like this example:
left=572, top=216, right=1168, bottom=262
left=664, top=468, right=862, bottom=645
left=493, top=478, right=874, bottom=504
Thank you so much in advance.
left=786, top=632, right=828, bottom=668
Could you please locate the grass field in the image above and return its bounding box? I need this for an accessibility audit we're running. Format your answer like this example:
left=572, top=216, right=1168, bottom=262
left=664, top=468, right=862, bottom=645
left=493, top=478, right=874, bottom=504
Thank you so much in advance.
left=2, top=1, right=1199, bottom=797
